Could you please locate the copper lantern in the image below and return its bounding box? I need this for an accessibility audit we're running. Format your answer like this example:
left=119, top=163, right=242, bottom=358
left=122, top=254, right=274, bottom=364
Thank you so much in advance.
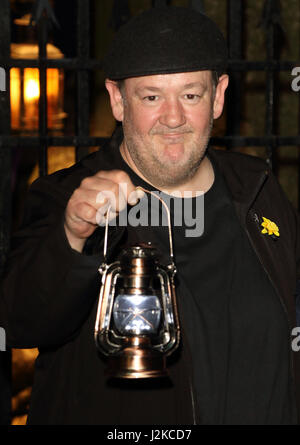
left=94, top=191, right=181, bottom=379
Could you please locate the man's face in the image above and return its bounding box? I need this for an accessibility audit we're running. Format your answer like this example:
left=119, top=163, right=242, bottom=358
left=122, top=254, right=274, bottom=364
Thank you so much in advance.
left=107, top=70, right=228, bottom=189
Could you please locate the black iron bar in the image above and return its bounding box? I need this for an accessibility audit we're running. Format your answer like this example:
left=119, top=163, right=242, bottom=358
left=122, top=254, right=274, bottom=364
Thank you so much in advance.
left=110, top=0, right=131, bottom=31
left=37, top=14, right=48, bottom=176
left=76, top=0, right=90, bottom=161
left=226, top=0, right=244, bottom=150
left=189, top=0, right=205, bottom=13
left=153, top=0, right=168, bottom=7
left=3, top=58, right=298, bottom=72
left=263, top=0, right=282, bottom=171
left=265, top=20, right=276, bottom=170
left=6, top=58, right=103, bottom=69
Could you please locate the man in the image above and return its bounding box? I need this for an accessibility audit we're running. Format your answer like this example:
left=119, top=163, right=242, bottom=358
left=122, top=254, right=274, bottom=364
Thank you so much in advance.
left=1, top=6, right=300, bottom=425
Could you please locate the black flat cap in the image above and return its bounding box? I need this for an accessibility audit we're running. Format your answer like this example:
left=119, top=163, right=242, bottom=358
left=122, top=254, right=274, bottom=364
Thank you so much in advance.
left=103, top=6, right=228, bottom=80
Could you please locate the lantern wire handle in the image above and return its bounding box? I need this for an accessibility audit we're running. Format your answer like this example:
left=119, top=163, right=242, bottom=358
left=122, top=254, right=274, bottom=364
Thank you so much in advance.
left=103, top=204, right=111, bottom=263
left=101, top=186, right=175, bottom=267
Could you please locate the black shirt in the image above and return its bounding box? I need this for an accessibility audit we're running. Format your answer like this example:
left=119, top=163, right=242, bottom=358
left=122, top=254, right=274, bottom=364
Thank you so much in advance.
left=120, top=151, right=298, bottom=425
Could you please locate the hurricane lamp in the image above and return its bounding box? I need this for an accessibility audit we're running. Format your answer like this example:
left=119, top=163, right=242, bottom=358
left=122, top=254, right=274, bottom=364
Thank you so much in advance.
left=94, top=189, right=180, bottom=379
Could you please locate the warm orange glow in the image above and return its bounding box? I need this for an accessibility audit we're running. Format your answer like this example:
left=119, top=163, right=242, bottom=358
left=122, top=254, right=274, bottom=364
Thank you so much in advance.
left=47, top=69, right=59, bottom=99
left=24, top=68, right=40, bottom=102
left=10, top=66, right=62, bottom=131
left=22, top=69, right=60, bottom=102
left=10, top=68, right=21, bottom=129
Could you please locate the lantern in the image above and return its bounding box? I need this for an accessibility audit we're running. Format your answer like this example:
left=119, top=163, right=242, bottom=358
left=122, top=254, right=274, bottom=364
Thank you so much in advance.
left=10, top=14, right=66, bottom=132
left=94, top=191, right=181, bottom=379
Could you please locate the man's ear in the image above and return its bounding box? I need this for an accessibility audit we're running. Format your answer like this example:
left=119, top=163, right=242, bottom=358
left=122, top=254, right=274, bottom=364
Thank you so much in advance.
left=213, top=74, right=229, bottom=119
left=105, top=79, right=124, bottom=122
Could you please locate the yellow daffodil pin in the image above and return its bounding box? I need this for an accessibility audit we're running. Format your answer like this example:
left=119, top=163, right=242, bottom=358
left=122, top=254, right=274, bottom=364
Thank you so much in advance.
left=261, top=217, right=280, bottom=238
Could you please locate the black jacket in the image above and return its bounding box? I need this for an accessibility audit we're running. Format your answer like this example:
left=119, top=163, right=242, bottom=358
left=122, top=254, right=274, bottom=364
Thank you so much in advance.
left=1, top=128, right=300, bottom=424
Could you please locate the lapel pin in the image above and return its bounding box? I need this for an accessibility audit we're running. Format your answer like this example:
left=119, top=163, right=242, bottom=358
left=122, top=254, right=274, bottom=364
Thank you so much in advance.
left=261, top=216, right=280, bottom=239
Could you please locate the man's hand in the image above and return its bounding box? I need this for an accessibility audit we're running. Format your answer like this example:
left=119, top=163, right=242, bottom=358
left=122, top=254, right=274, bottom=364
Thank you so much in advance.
left=64, top=170, right=142, bottom=252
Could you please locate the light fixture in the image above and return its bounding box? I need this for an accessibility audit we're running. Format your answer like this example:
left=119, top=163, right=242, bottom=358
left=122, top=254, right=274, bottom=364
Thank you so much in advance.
left=10, top=14, right=66, bottom=132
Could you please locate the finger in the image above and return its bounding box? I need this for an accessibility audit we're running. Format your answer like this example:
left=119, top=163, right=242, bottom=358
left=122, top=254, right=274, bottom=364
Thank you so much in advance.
left=95, top=189, right=126, bottom=213
left=80, top=176, right=119, bottom=194
left=94, top=169, right=133, bottom=186
left=95, top=170, right=137, bottom=200
left=80, top=176, right=128, bottom=212
left=70, top=201, right=98, bottom=226
left=74, top=185, right=124, bottom=213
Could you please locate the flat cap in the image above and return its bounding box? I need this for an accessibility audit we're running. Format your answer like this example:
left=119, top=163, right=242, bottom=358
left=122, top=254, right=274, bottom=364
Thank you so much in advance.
left=103, top=6, right=228, bottom=80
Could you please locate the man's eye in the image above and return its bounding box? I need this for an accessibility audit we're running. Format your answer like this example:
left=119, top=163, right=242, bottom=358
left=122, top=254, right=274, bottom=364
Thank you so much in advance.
left=144, top=95, right=158, bottom=102
left=185, top=94, right=199, bottom=100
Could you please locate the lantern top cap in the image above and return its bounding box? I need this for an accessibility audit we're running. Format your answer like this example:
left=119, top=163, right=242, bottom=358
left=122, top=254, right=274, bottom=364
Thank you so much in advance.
left=121, top=244, right=159, bottom=260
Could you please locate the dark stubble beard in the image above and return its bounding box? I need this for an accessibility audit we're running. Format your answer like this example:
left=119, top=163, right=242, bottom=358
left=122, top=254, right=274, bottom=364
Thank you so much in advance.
left=122, top=112, right=214, bottom=189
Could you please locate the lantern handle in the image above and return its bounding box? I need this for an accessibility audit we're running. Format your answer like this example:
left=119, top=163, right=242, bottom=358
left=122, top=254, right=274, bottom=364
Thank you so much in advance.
left=102, top=186, right=175, bottom=267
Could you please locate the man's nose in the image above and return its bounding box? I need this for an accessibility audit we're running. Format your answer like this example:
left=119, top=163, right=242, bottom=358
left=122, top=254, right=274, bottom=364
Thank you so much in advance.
left=159, top=98, right=186, bottom=128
